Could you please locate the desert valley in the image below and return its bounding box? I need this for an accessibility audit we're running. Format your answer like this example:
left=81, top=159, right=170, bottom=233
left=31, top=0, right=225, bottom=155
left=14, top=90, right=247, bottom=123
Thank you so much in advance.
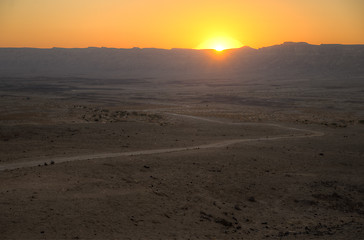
left=0, top=43, right=363, bottom=239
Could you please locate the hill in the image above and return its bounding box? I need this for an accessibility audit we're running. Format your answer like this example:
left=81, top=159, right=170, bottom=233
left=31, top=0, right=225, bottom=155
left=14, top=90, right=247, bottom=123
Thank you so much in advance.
left=0, top=43, right=363, bottom=79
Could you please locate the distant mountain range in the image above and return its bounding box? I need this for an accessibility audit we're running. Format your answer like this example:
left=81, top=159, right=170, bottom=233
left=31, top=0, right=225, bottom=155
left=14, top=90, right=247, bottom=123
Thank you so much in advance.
left=0, top=42, right=363, bottom=79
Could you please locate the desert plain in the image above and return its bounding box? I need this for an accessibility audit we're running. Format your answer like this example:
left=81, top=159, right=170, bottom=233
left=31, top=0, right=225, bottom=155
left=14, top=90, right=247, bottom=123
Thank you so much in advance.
left=0, top=73, right=363, bottom=240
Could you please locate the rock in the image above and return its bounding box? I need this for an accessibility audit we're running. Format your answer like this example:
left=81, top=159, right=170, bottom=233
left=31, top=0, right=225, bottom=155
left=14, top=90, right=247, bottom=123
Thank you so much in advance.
left=215, top=217, right=233, bottom=227
left=248, top=196, right=256, bottom=202
left=234, top=204, right=241, bottom=210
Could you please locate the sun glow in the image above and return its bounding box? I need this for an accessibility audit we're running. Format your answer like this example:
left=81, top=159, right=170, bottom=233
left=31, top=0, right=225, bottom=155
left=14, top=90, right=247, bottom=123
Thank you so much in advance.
left=215, top=45, right=225, bottom=51
left=196, top=36, right=243, bottom=51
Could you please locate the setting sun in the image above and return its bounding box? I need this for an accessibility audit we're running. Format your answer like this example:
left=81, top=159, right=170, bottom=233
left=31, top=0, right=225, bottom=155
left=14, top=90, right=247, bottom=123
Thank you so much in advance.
left=215, top=45, right=225, bottom=51
left=196, top=36, right=244, bottom=51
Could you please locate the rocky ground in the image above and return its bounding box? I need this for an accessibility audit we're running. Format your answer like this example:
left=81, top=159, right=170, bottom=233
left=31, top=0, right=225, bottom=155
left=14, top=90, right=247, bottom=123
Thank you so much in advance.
left=0, top=77, right=363, bottom=239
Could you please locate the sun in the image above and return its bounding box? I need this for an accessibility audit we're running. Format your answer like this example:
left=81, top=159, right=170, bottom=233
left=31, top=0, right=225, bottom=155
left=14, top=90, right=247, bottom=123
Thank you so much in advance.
left=196, top=36, right=243, bottom=51
left=215, top=45, right=225, bottom=52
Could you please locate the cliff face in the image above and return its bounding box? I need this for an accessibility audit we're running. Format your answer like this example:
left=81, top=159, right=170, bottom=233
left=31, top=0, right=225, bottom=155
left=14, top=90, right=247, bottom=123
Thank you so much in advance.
left=0, top=43, right=363, bottom=79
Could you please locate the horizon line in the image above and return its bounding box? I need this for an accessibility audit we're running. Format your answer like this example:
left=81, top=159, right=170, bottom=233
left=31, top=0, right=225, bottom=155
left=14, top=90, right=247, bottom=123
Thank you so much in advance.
left=1, top=42, right=364, bottom=51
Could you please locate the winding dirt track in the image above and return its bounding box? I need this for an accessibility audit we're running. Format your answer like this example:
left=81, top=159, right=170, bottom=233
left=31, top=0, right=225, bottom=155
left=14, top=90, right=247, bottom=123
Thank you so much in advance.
left=0, top=113, right=324, bottom=171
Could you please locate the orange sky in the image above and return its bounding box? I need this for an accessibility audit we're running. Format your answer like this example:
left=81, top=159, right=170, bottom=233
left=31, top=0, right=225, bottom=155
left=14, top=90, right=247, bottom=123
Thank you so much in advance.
left=0, top=0, right=363, bottom=49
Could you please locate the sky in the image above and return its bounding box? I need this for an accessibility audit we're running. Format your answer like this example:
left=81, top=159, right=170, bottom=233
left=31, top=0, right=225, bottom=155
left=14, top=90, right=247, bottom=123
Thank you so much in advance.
left=0, top=0, right=363, bottom=49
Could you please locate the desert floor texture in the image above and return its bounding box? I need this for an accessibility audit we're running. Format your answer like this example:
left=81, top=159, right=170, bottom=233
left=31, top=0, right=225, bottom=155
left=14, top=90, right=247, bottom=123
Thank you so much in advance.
left=0, top=76, right=363, bottom=239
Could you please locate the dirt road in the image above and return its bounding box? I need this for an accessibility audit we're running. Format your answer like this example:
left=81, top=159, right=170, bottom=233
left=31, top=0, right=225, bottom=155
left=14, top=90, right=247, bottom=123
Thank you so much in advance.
left=0, top=113, right=324, bottom=171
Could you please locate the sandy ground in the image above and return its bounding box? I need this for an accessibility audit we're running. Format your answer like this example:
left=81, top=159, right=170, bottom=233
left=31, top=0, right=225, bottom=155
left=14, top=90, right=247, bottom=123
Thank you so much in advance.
left=0, top=77, right=363, bottom=239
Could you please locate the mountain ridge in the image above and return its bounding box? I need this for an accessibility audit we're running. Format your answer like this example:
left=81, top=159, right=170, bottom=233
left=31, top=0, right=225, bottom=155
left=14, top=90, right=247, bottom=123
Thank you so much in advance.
left=0, top=42, right=363, bottom=79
